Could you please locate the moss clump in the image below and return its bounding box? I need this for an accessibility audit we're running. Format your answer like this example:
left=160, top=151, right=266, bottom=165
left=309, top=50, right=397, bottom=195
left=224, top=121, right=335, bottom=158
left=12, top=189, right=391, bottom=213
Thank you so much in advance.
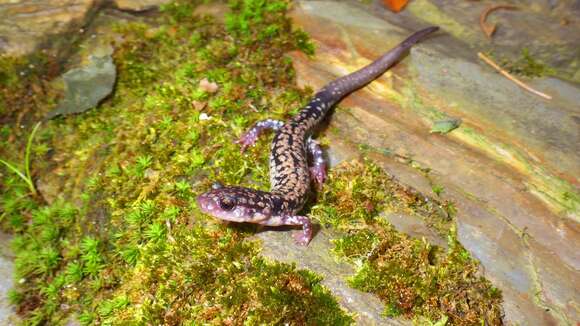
left=490, top=48, right=555, bottom=78
left=224, top=0, right=314, bottom=55
left=312, top=160, right=503, bottom=325
left=0, top=56, right=25, bottom=88
left=0, top=53, right=59, bottom=124
left=1, top=0, right=352, bottom=324
left=312, top=159, right=453, bottom=235
left=94, top=226, right=351, bottom=325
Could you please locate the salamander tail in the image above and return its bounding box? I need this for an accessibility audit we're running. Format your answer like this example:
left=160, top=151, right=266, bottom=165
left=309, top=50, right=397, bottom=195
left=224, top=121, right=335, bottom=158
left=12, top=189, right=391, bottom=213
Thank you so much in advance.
left=400, top=26, right=439, bottom=49
left=297, top=26, right=440, bottom=127
left=319, top=26, right=439, bottom=104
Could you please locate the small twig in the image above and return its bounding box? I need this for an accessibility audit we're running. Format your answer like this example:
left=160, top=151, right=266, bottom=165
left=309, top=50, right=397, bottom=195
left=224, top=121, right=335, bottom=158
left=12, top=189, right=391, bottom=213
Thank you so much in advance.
left=479, top=5, right=518, bottom=38
left=248, top=103, right=259, bottom=112
left=477, top=52, right=552, bottom=100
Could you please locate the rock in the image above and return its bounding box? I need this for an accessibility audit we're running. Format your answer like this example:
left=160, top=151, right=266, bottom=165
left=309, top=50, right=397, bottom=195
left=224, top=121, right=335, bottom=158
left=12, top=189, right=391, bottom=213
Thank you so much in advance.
left=286, top=0, right=579, bottom=324
left=0, top=0, right=98, bottom=56
left=46, top=44, right=116, bottom=119
left=400, top=0, right=580, bottom=82
left=113, top=0, right=171, bottom=12
left=0, top=232, right=18, bottom=325
left=380, top=212, right=448, bottom=248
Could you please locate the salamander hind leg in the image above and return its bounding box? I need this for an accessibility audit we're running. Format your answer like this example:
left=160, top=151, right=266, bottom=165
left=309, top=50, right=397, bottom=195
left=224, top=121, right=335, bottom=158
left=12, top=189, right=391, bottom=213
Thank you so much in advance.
left=236, top=119, right=284, bottom=152
left=307, top=138, right=326, bottom=188
left=282, top=215, right=313, bottom=245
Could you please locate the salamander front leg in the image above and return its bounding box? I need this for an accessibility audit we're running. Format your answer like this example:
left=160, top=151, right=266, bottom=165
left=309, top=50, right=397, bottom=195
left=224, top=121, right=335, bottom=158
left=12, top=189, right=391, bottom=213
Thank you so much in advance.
left=307, top=138, right=326, bottom=188
left=282, top=215, right=312, bottom=245
left=236, top=119, right=284, bottom=152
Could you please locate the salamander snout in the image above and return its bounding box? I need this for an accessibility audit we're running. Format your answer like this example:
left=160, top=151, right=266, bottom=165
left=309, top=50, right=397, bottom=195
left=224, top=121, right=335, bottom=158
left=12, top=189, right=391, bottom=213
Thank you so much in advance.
left=197, top=187, right=270, bottom=223
left=197, top=191, right=235, bottom=214
left=196, top=192, right=218, bottom=213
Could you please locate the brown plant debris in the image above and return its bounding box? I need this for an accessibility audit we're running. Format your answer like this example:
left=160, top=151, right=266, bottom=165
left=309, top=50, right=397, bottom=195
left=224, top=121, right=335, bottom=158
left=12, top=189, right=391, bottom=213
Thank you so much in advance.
left=478, top=52, right=552, bottom=100
left=479, top=5, right=518, bottom=39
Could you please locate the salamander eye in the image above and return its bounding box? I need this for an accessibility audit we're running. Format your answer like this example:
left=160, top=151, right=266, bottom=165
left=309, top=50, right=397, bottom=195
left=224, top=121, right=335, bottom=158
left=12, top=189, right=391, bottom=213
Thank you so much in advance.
left=219, top=197, right=236, bottom=211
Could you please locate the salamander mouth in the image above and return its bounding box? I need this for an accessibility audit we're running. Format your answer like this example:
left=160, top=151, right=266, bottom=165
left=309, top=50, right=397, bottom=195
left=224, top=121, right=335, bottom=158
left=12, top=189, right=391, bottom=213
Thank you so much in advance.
left=196, top=193, right=250, bottom=222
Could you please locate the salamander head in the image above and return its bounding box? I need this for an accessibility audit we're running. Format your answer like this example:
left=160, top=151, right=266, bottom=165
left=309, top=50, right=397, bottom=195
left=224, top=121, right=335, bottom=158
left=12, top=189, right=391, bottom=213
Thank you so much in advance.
left=196, top=185, right=273, bottom=223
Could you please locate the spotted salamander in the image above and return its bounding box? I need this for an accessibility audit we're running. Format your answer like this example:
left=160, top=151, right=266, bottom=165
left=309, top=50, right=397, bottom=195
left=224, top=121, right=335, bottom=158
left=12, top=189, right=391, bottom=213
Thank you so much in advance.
left=197, top=26, right=439, bottom=245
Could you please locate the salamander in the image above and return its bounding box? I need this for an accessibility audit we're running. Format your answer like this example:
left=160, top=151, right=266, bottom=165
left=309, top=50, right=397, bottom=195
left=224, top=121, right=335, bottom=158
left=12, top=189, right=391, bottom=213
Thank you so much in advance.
left=197, top=26, right=439, bottom=245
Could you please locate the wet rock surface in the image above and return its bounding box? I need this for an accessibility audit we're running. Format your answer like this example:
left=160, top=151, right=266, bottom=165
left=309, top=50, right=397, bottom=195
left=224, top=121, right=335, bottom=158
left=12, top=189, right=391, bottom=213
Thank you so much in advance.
left=0, top=0, right=98, bottom=56
left=0, top=0, right=170, bottom=56
left=285, top=1, right=579, bottom=324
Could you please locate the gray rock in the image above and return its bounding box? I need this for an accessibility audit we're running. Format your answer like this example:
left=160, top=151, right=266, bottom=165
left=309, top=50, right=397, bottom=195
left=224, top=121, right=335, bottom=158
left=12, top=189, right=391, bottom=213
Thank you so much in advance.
left=0, top=232, right=17, bottom=325
left=46, top=44, right=116, bottom=119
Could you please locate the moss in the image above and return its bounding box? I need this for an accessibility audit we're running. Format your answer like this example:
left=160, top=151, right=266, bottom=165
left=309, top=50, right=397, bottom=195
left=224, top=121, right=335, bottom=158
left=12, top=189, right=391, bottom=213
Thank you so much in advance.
left=98, top=227, right=351, bottom=325
left=311, top=160, right=503, bottom=325
left=488, top=48, right=556, bottom=78
left=1, top=0, right=352, bottom=324
left=0, top=56, right=25, bottom=88
left=406, top=0, right=474, bottom=41
left=0, top=52, right=60, bottom=125
left=311, top=160, right=453, bottom=235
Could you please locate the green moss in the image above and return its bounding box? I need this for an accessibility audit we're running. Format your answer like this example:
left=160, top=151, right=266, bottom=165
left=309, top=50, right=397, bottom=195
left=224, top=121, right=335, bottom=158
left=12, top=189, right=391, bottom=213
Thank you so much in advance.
left=0, top=56, right=25, bottom=88
left=98, top=227, right=351, bottom=325
left=311, top=160, right=503, bottom=325
left=406, top=0, right=474, bottom=41
left=312, top=159, right=453, bottom=235
left=488, top=48, right=556, bottom=78
left=1, top=0, right=352, bottom=324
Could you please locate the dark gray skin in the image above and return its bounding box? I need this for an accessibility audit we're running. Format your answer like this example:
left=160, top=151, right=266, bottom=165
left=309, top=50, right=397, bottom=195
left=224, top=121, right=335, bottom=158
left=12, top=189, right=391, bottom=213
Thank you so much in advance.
left=197, top=26, right=439, bottom=245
